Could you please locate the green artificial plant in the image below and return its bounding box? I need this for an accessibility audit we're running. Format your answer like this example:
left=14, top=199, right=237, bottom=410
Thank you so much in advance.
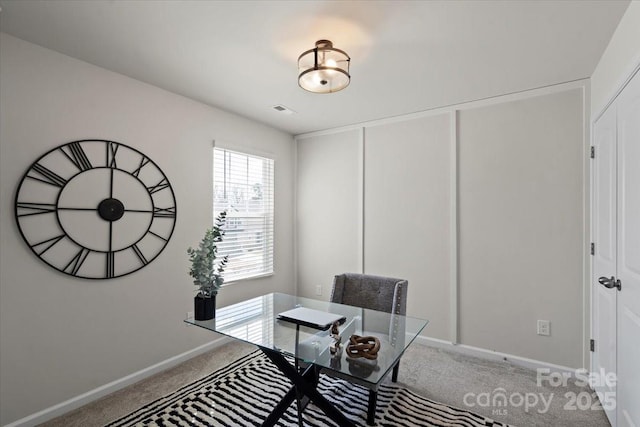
left=187, top=211, right=229, bottom=298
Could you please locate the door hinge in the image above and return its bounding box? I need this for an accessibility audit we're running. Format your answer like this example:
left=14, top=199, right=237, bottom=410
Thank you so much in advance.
left=590, top=339, right=595, bottom=352
left=590, top=146, right=595, bottom=159
left=590, top=243, right=595, bottom=255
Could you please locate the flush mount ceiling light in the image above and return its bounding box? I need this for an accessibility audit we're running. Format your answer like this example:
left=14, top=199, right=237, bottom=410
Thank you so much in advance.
left=298, top=40, right=351, bottom=94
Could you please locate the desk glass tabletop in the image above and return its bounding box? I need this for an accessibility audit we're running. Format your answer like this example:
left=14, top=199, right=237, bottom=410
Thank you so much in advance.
left=185, top=293, right=428, bottom=386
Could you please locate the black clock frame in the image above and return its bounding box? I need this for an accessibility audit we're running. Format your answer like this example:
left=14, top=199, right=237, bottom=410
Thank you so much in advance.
left=14, top=139, right=177, bottom=280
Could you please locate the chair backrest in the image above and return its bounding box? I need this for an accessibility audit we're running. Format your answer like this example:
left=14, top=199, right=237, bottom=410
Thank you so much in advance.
left=330, top=273, right=408, bottom=315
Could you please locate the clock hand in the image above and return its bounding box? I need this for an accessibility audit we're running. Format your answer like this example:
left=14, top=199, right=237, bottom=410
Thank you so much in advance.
left=105, top=215, right=115, bottom=279
left=121, top=208, right=153, bottom=213
left=57, top=207, right=102, bottom=211
left=121, top=207, right=176, bottom=218
left=109, top=167, right=114, bottom=198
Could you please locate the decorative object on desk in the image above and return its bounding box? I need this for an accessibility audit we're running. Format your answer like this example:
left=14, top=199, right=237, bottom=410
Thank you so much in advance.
left=329, top=321, right=342, bottom=355
left=346, top=335, right=381, bottom=359
left=187, top=211, right=228, bottom=320
left=14, top=139, right=177, bottom=279
left=108, top=351, right=512, bottom=427
left=329, top=354, right=342, bottom=370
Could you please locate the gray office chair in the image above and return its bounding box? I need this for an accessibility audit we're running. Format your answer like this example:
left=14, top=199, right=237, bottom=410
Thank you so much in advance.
left=331, top=273, right=408, bottom=316
left=330, top=273, right=408, bottom=425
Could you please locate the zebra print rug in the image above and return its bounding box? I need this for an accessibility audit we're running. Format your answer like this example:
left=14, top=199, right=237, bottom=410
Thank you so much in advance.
left=107, top=350, right=510, bottom=427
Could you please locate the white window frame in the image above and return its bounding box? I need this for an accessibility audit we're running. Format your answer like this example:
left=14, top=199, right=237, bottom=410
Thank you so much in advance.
left=213, top=145, right=274, bottom=283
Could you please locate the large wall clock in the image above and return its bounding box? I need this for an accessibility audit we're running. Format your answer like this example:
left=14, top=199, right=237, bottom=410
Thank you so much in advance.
left=14, top=139, right=177, bottom=279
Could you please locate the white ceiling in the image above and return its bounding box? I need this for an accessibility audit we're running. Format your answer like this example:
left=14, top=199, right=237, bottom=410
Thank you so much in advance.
left=0, top=0, right=629, bottom=135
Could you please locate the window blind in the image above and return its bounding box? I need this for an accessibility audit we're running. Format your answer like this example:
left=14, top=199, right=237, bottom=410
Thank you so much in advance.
left=213, top=148, right=274, bottom=282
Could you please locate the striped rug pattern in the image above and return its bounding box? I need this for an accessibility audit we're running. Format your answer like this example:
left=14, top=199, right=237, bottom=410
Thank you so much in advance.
left=107, top=351, right=510, bottom=427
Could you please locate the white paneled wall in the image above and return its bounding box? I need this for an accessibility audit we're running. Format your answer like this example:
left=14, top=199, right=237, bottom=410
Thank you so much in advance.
left=458, top=90, right=584, bottom=368
left=296, top=129, right=363, bottom=298
left=295, top=83, right=588, bottom=368
left=364, top=115, right=452, bottom=340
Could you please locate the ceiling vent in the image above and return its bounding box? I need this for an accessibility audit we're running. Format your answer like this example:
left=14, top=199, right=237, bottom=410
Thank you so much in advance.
left=271, top=104, right=296, bottom=115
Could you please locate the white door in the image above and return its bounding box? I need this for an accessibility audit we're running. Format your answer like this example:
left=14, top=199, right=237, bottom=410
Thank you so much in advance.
left=592, top=101, right=618, bottom=426
left=616, top=69, right=640, bottom=427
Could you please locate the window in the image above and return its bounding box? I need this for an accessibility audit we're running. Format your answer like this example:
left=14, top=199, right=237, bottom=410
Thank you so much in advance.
left=213, top=147, right=274, bottom=282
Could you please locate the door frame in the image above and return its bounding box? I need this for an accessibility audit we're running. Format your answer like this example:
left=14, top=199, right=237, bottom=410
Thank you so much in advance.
left=590, top=62, right=640, bottom=427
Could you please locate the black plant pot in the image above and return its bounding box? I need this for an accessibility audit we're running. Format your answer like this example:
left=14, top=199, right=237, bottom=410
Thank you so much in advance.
left=194, top=294, right=216, bottom=320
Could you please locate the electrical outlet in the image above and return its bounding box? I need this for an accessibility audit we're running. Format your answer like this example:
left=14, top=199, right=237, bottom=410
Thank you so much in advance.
left=187, top=311, right=194, bottom=321
left=537, top=320, right=550, bottom=336
left=315, top=285, right=322, bottom=296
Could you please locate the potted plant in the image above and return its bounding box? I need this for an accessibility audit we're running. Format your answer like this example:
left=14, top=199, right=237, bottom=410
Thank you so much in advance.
left=187, top=211, right=228, bottom=320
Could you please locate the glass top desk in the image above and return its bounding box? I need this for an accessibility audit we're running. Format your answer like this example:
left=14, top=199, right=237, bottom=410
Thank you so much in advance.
left=185, top=292, right=428, bottom=426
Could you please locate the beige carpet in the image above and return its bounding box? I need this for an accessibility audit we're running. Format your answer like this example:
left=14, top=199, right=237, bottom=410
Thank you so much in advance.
left=40, top=341, right=610, bottom=427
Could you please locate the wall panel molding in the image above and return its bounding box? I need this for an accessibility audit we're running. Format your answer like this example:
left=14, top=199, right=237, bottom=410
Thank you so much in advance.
left=450, top=110, right=459, bottom=343
left=295, top=79, right=589, bottom=366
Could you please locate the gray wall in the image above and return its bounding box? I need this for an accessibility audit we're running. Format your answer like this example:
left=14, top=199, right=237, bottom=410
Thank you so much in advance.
left=0, top=33, right=295, bottom=425
left=458, top=90, right=584, bottom=367
left=296, top=129, right=363, bottom=297
left=364, top=115, right=452, bottom=340
left=296, top=84, right=588, bottom=368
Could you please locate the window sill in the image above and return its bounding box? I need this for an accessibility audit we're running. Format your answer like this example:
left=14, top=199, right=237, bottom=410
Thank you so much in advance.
left=222, top=272, right=274, bottom=287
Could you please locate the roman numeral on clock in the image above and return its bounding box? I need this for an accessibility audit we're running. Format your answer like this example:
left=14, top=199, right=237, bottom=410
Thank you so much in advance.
left=132, top=156, right=150, bottom=177
left=147, top=178, right=169, bottom=194
left=149, top=231, right=168, bottom=242
left=153, top=207, right=176, bottom=218
left=28, top=163, right=67, bottom=187
left=16, top=202, right=57, bottom=217
left=64, top=247, right=90, bottom=276
left=60, top=141, right=92, bottom=171
left=106, top=251, right=115, bottom=278
left=106, top=142, right=119, bottom=168
left=131, top=244, right=148, bottom=265
left=30, top=234, right=65, bottom=256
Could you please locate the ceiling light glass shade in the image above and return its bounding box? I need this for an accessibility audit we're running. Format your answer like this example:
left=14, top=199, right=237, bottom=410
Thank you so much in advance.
left=298, top=40, right=350, bottom=94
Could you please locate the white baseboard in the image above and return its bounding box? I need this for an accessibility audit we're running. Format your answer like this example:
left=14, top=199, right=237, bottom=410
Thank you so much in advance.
left=4, top=337, right=229, bottom=427
left=416, top=336, right=578, bottom=375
